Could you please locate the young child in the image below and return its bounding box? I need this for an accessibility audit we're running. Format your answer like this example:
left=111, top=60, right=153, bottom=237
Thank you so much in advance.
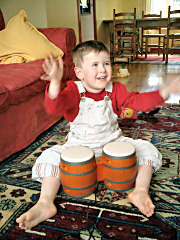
left=17, top=40, right=180, bottom=230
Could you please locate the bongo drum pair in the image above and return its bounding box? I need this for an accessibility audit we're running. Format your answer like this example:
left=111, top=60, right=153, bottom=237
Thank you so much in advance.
left=60, top=142, right=137, bottom=198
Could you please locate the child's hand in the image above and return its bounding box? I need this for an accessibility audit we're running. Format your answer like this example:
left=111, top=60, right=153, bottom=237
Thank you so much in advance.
left=41, top=53, right=63, bottom=83
left=41, top=53, right=64, bottom=99
left=159, top=75, right=180, bottom=100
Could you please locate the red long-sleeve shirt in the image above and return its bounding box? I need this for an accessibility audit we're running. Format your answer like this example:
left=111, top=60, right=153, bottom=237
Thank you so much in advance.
left=45, top=81, right=164, bottom=122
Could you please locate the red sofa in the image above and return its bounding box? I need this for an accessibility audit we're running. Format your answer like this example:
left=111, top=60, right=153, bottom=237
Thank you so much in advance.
left=0, top=10, right=76, bottom=161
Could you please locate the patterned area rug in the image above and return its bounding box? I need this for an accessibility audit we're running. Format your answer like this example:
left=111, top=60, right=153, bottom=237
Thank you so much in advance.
left=0, top=105, right=180, bottom=240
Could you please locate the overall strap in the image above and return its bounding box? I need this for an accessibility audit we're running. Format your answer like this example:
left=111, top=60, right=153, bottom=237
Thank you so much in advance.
left=105, top=82, right=113, bottom=93
left=105, top=82, right=113, bottom=97
left=74, top=81, right=85, bottom=94
left=74, top=81, right=113, bottom=97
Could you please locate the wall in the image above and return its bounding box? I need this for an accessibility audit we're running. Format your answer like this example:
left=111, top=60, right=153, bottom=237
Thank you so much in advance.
left=46, top=0, right=78, bottom=41
left=0, top=0, right=48, bottom=27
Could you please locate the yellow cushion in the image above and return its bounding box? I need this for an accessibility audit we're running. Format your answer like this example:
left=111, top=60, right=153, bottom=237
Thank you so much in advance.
left=0, top=10, right=64, bottom=64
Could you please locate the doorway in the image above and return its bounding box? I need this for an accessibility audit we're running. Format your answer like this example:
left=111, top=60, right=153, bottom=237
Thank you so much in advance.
left=76, top=0, right=97, bottom=43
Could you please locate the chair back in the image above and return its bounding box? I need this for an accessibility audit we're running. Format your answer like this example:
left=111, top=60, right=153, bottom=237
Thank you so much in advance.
left=167, top=6, right=180, bottom=34
left=142, top=11, right=162, bottom=34
left=165, top=5, right=180, bottom=63
left=112, top=8, right=137, bottom=62
left=113, top=8, right=136, bottom=36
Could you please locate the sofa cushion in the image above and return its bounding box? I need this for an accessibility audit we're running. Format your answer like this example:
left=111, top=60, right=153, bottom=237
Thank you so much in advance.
left=0, top=10, right=64, bottom=64
left=0, top=60, right=46, bottom=106
left=0, top=59, right=72, bottom=108
left=0, top=9, right=5, bottom=30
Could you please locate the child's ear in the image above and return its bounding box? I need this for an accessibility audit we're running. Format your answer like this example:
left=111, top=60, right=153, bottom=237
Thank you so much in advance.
left=74, top=66, right=84, bottom=80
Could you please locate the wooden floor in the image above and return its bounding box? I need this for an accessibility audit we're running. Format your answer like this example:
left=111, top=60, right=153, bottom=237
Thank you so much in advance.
left=112, top=63, right=180, bottom=104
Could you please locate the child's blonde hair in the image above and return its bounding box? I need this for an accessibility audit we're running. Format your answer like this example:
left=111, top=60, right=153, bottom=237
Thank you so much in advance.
left=72, top=40, right=109, bottom=67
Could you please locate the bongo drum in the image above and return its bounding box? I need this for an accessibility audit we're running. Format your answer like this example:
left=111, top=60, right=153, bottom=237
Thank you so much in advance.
left=96, top=157, right=104, bottom=182
left=60, top=146, right=97, bottom=198
left=102, top=141, right=137, bottom=191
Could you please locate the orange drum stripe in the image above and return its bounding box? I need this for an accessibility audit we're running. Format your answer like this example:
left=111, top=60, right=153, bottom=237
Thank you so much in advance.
left=61, top=167, right=97, bottom=188
left=61, top=158, right=96, bottom=174
left=102, top=155, right=137, bottom=168
left=104, top=165, right=137, bottom=182
left=104, top=177, right=136, bottom=192
left=104, top=162, right=137, bottom=170
left=62, top=183, right=97, bottom=198
left=96, top=157, right=104, bottom=181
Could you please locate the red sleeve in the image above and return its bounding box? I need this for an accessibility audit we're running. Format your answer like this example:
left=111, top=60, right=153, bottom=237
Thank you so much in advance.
left=44, top=81, right=80, bottom=121
left=112, top=82, right=164, bottom=113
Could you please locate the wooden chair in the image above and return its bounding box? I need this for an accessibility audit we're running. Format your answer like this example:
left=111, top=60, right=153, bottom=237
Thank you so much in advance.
left=111, top=8, right=138, bottom=64
left=141, top=11, right=166, bottom=60
left=165, top=5, right=180, bottom=63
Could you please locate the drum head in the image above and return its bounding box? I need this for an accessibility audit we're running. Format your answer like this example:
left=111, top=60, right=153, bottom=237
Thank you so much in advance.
left=61, top=146, right=94, bottom=163
left=103, top=142, right=135, bottom=157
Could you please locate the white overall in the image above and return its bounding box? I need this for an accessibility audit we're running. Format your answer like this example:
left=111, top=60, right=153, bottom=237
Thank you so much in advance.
left=32, top=81, right=162, bottom=182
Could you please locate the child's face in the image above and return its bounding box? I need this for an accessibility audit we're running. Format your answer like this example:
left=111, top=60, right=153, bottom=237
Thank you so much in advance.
left=75, top=50, right=112, bottom=93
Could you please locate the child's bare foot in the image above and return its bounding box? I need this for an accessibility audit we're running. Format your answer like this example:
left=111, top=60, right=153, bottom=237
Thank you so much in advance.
left=128, top=188, right=155, bottom=217
left=16, top=199, right=57, bottom=230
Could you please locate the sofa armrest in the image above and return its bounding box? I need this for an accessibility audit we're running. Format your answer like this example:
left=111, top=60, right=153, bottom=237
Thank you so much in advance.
left=38, top=27, right=77, bottom=85
left=38, top=27, right=76, bottom=55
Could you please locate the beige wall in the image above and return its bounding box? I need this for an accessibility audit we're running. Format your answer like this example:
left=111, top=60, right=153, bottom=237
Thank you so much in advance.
left=0, top=0, right=48, bottom=27
left=46, top=0, right=78, bottom=41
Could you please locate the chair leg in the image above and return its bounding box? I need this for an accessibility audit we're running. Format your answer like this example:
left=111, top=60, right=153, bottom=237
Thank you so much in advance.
left=165, top=38, right=169, bottom=64
left=136, top=40, right=138, bottom=59
left=132, top=37, right=135, bottom=60
left=165, top=53, right=168, bottom=64
left=158, top=36, right=161, bottom=56
left=136, top=35, right=139, bottom=59
left=141, top=35, right=144, bottom=56
left=171, top=37, right=174, bottom=55
left=162, top=37, right=165, bottom=61
left=145, top=37, right=148, bottom=58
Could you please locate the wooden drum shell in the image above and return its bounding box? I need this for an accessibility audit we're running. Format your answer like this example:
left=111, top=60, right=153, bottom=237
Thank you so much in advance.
left=102, top=142, right=137, bottom=192
left=60, top=147, right=97, bottom=198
